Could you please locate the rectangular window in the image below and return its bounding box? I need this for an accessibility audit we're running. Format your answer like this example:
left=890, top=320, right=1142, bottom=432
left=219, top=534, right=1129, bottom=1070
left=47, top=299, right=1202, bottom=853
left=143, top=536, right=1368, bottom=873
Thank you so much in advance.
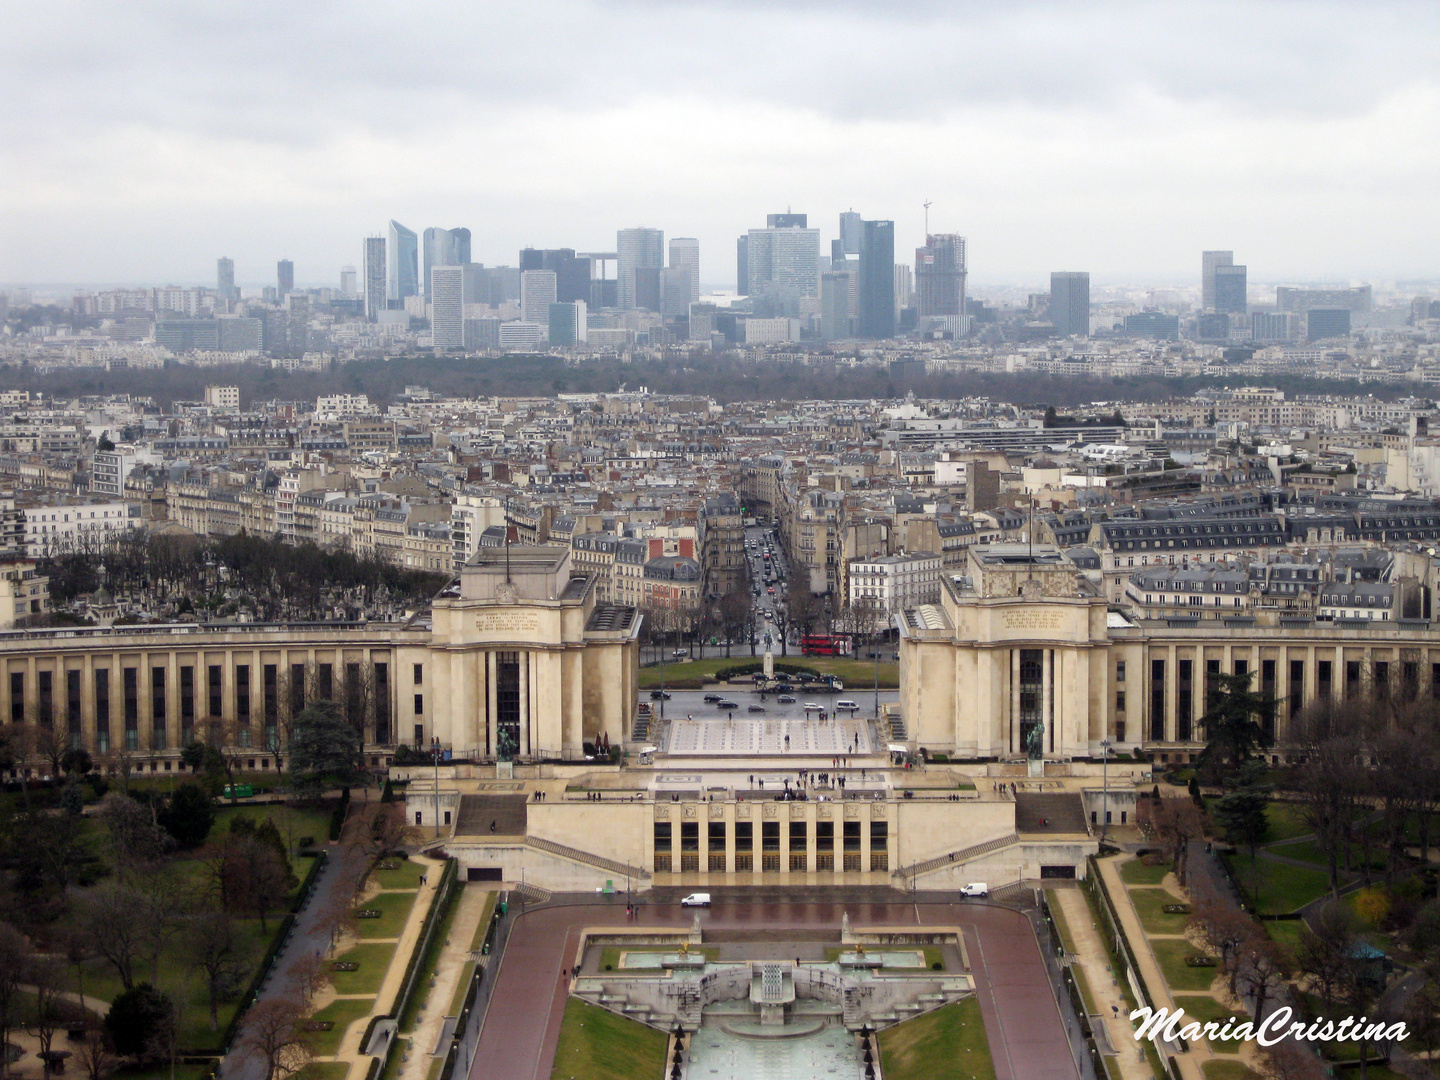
left=1177, top=659, right=1193, bottom=742
left=1020, top=649, right=1043, bottom=754
left=1403, top=662, right=1418, bottom=701
left=1205, top=659, right=1221, bottom=710
left=124, top=667, right=138, bottom=749
left=1115, top=660, right=1126, bottom=683
left=789, top=821, right=807, bottom=852
left=414, top=694, right=424, bottom=715
left=38, top=670, right=52, bottom=727
left=762, top=821, right=780, bottom=851
left=816, top=820, right=834, bottom=852
left=1234, top=658, right=1249, bottom=681
left=653, top=822, right=671, bottom=851
left=208, top=664, right=223, bottom=719
left=290, top=663, right=306, bottom=715
left=180, top=665, right=194, bottom=743
left=1150, top=658, right=1166, bottom=741
left=94, top=669, right=110, bottom=752
left=1319, top=659, right=1333, bottom=701
left=413, top=663, right=424, bottom=685
left=151, top=666, right=166, bottom=723
left=236, top=665, right=250, bottom=720
left=318, top=663, right=333, bottom=702
left=345, top=662, right=363, bottom=729
left=870, top=821, right=888, bottom=871
left=9, top=671, right=21, bottom=724
left=735, top=821, right=753, bottom=852
left=1116, top=690, right=1126, bottom=713
left=374, top=662, right=390, bottom=744
left=66, top=670, right=82, bottom=743
left=263, top=664, right=278, bottom=746
left=496, top=652, right=521, bottom=760
left=1346, top=660, right=1362, bottom=698
left=1374, top=661, right=1389, bottom=700
left=1260, top=660, right=1276, bottom=741
left=680, top=821, right=699, bottom=852
left=1289, top=659, right=1305, bottom=719
left=414, top=723, right=424, bottom=745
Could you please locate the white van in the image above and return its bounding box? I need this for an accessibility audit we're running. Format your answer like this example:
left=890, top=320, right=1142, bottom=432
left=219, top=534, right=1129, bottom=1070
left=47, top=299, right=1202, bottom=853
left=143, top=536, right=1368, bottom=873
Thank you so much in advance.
left=836, top=699, right=859, bottom=710
left=959, top=883, right=988, bottom=898
left=680, top=892, right=711, bottom=907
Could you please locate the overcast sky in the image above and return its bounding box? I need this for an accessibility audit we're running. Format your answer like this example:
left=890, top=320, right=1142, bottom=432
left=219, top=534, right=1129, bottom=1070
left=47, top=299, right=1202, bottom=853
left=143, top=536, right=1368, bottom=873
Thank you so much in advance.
left=4, top=0, right=1439, bottom=290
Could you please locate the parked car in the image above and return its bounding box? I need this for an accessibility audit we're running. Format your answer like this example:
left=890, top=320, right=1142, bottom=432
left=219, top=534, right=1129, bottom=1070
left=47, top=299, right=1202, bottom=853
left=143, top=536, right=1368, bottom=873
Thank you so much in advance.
left=649, top=690, right=671, bottom=700
left=703, top=693, right=722, bottom=703
left=959, top=883, right=989, bottom=898
left=748, top=704, right=766, bottom=713
left=681, top=892, right=711, bottom=907
left=777, top=694, right=796, bottom=703
left=836, top=699, right=859, bottom=710
left=716, top=700, right=739, bottom=709
left=803, top=702, right=822, bottom=711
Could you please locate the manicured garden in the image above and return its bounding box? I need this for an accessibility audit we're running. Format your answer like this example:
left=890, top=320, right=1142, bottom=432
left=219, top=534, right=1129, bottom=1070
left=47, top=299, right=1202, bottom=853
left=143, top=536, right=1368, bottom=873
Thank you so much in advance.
left=878, top=997, right=995, bottom=1080
left=548, top=998, right=669, bottom=1080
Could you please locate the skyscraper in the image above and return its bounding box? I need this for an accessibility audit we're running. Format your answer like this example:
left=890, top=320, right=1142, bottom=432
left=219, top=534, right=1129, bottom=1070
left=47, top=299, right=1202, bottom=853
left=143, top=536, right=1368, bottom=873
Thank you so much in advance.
left=893, top=264, right=913, bottom=314
left=742, top=217, right=820, bottom=317
left=1049, top=272, right=1090, bottom=338
left=767, top=213, right=807, bottom=228
left=1213, top=264, right=1248, bottom=315
left=423, top=227, right=472, bottom=301
left=521, top=270, right=558, bottom=327
left=839, top=211, right=862, bottom=256
left=915, top=234, right=967, bottom=317
left=617, top=227, right=664, bottom=310
left=857, top=219, right=895, bottom=338
left=548, top=301, right=587, bottom=346
left=736, top=236, right=749, bottom=295
left=340, top=266, right=357, bottom=298
left=820, top=271, right=853, bottom=340
left=388, top=221, right=419, bottom=303
left=519, top=248, right=591, bottom=304
left=430, top=264, right=466, bottom=347
left=277, top=260, right=294, bottom=299
left=668, top=238, right=700, bottom=304
left=363, top=237, right=386, bottom=321
left=1202, top=250, right=1233, bottom=311
left=217, top=257, right=236, bottom=302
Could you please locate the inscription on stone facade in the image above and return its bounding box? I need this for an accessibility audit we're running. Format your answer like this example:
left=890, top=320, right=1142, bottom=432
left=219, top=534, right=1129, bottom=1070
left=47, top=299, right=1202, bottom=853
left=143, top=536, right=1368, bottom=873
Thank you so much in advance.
left=475, top=611, right=541, bottom=635
left=1001, top=609, right=1066, bottom=631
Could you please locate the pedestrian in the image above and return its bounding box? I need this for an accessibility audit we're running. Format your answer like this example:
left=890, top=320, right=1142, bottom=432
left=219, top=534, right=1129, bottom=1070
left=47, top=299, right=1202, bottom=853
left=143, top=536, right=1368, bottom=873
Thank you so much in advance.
left=490, top=820, right=496, bottom=833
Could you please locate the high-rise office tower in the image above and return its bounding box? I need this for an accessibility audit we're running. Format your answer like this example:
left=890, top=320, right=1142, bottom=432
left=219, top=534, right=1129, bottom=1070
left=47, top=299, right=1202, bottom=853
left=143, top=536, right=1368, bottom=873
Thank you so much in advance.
left=915, top=234, right=967, bottom=317
left=277, top=260, right=294, bottom=299
left=1049, top=272, right=1091, bottom=337
left=217, top=257, right=236, bottom=302
left=430, top=264, right=466, bottom=347
left=893, top=264, right=913, bottom=314
left=1202, top=251, right=1233, bottom=311
left=423, top=227, right=471, bottom=300
left=742, top=217, right=820, bottom=316
left=617, top=227, right=664, bottom=310
left=363, top=237, right=386, bottom=321
left=839, top=211, right=862, bottom=256
left=519, top=248, right=591, bottom=304
left=1214, top=264, right=1247, bottom=315
left=668, top=238, right=700, bottom=303
left=767, top=213, right=807, bottom=228
left=340, top=266, right=357, bottom=298
left=857, top=219, right=895, bottom=338
left=388, top=221, right=419, bottom=302
left=659, top=268, right=693, bottom=317
left=548, top=301, right=587, bottom=346
left=521, top=270, right=558, bottom=327
left=820, top=271, right=853, bottom=340
left=736, top=236, right=749, bottom=295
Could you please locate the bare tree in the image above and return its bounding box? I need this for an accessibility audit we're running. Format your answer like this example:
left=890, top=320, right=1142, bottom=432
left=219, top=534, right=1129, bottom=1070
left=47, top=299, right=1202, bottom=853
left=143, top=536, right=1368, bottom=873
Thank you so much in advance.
left=97, top=790, right=171, bottom=881
left=75, top=883, right=164, bottom=991
left=351, top=803, right=419, bottom=878
left=188, top=912, right=243, bottom=1031
left=238, top=996, right=313, bottom=1080
left=1254, top=1040, right=1328, bottom=1080
left=27, top=957, right=67, bottom=1067
left=75, top=1028, right=117, bottom=1080
left=1187, top=883, right=1256, bottom=998
left=1235, top=932, right=1288, bottom=1021
left=1143, top=796, right=1204, bottom=887
left=1296, top=899, right=1358, bottom=1015
left=313, top=894, right=360, bottom=958
left=0, top=922, right=29, bottom=1080
left=285, top=953, right=330, bottom=1009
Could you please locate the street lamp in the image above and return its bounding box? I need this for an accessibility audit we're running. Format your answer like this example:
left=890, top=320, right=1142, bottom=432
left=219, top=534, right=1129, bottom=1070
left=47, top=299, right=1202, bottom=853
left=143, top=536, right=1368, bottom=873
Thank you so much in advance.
left=432, top=736, right=441, bottom=838
left=1099, top=738, right=1112, bottom=846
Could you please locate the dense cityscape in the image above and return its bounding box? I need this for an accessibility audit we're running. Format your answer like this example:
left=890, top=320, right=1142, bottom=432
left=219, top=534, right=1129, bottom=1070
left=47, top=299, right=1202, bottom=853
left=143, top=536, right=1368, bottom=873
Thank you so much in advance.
left=6, top=3, right=1440, bottom=1080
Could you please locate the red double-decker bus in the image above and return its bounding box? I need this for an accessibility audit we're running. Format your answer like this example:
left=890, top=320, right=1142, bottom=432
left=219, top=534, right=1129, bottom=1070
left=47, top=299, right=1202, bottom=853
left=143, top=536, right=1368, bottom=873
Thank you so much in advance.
left=801, top=634, right=851, bottom=657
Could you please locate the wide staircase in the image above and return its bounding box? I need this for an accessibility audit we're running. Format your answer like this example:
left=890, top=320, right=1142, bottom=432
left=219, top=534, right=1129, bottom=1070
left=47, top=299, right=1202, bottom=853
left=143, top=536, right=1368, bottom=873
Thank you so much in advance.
left=523, top=835, right=651, bottom=881
left=1013, top=792, right=1088, bottom=834
left=454, top=794, right=529, bottom=836
left=892, top=832, right=1020, bottom=881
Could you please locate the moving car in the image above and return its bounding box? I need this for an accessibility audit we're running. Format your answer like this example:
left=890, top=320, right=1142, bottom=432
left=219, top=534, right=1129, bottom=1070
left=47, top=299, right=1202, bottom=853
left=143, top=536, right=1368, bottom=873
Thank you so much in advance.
left=959, top=883, right=989, bottom=898
left=716, top=699, right=739, bottom=709
left=777, top=695, right=796, bottom=703
left=649, top=690, right=671, bottom=700
left=803, top=702, right=822, bottom=711
left=703, top=693, right=722, bottom=703
left=748, top=704, right=766, bottom=713
left=680, top=893, right=711, bottom=907
left=836, top=699, right=859, bottom=710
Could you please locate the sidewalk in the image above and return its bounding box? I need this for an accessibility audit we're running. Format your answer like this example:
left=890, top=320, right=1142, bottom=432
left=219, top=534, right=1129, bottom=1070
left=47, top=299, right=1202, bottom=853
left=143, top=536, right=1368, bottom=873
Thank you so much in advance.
left=1050, top=889, right=1155, bottom=1080
left=396, top=886, right=492, bottom=1080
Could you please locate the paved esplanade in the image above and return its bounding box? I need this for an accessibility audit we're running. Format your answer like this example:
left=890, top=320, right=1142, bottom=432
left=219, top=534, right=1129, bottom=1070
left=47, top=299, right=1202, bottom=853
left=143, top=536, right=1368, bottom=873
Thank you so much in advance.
left=665, top=716, right=873, bottom=756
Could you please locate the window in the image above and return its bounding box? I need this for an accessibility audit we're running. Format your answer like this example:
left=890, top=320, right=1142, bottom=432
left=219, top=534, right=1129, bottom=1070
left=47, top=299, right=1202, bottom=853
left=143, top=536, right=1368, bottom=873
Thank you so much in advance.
left=318, top=663, right=333, bottom=702
left=374, top=662, right=390, bottom=744
left=9, top=671, right=21, bottom=724
left=1150, top=659, right=1166, bottom=741
left=414, top=663, right=424, bottom=685
left=1177, top=659, right=1193, bottom=742
left=180, top=665, right=194, bottom=743
left=1115, top=661, right=1126, bottom=683
left=95, top=669, right=110, bottom=753
left=124, top=668, right=138, bottom=748
left=208, top=665, right=223, bottom=719
left=290, top=663, right=306, bottom=715
left=414, top=694, right=424, bottom=715
left=38, top=670, right=52, bottom=727
left=496, top=652, right=521, bottom=759
left=236, top=665, right=250, bottom=721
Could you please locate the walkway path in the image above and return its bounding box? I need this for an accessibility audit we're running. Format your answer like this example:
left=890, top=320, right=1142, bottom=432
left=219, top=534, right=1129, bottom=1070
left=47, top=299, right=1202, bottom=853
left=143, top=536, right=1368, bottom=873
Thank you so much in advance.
left=1049, top=889, right=1154, bottom=1080
left=396, top=885, right=492, bottom=1080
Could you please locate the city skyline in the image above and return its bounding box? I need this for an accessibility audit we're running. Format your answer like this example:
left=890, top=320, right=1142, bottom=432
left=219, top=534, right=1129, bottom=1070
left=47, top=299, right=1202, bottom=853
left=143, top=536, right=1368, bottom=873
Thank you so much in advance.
left=4, top=2, right=1439, bottom=285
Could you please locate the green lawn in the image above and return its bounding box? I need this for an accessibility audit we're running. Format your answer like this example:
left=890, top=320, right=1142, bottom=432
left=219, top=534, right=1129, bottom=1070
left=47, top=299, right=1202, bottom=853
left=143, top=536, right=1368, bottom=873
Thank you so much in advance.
left=213, top=803, right=336, bottom=874
left=371, top=859, right=426, bottom=890
left=1265, top=837, right=1383, bottom=874
left=878, top=997, right=996, bottom=1080
left=307, top=996, right=375, bottom=1056
left=548, top=998, right=668, bottom=1080
left=1047, top=893, right=1079, bottom=954
left=1170, top=996, right=1247, bottom=1055
left=1129, top=887, right=1190, bottom=935
left=1263, top=918, right=1307, bottom=966
left=1233, top=858, right=1332, bottom=915
left=639, top=655, right=898, bottom=690
left=330, top=942, right=397, bottom=996
left=1263, top=802, right=1312, bottom=842
left=598, top=946, right=719, bottom=972
left=1201, top=1061, right=1260, bottom=1080
left=1072, top=965, right=1100, bottom=1015
left=1120, top=859, right=1171, bottom=886
left=293, top=1064, right=352, bottom=1080
left=1150, top=938, right=1220, bottom=992
left=356, top=890, right=417, bottom=939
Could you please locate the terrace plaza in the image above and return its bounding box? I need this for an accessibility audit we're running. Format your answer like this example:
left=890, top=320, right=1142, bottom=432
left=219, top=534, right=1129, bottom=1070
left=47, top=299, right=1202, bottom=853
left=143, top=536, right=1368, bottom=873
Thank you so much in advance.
left=12, top=540, right=1440, bottom=891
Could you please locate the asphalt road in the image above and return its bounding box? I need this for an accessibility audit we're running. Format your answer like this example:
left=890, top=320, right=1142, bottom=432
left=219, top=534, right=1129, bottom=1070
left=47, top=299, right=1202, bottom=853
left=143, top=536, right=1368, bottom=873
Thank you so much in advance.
left=649, top=687, right=863, bottom=721
left=469, top=895, right=1079, bottom=1080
